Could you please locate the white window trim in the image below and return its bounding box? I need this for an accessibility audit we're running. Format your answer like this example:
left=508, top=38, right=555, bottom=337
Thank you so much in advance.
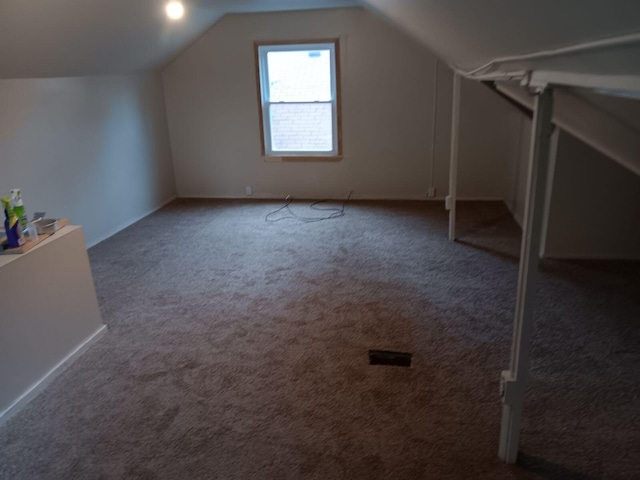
left=257, top=42, right=339, bottom=157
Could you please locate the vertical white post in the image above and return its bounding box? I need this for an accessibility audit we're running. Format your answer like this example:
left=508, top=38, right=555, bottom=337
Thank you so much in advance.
left=447, top=73, right=461, bottom=241
left=429, top=59, right=439, bottom=194
left=499, top=88, right=555, bottom=464
left=539, top=129, right=560, bottom=258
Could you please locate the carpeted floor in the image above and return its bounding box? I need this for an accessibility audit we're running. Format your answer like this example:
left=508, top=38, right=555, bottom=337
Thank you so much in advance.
left=1, top=199, right=638, bottom=479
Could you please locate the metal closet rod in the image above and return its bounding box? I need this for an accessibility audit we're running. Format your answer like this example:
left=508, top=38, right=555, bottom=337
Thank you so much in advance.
left=457, top=31, right=640, bottom=79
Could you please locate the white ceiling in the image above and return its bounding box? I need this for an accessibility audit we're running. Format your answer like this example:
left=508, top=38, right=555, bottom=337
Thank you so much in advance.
left=2, top=0, right=640, bottom=90
left=362, top=0, right=640, bottom=90
left=0, top=0, right=358, bottom=79
left=362, top=0, right=640, bottom=70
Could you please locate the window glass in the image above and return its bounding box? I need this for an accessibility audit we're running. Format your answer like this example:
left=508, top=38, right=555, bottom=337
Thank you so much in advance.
left=257, top=42, right=339, bottom=156
left=270, top=103, right=333, bottom=152
left=267, top=50, right=332, bottom=102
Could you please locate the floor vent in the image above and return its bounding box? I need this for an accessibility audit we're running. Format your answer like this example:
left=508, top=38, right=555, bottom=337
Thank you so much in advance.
left=369, top=350, right=412, bottom=367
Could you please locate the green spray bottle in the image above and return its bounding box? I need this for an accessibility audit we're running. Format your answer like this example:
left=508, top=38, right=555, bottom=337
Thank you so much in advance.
left=2, top=196, right=25, bottom=248
left=10, top=189, right=28, bottom=229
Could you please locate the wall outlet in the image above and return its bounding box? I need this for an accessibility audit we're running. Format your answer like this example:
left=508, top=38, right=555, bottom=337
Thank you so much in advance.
left=445, top=195, right=451, bottom=210
left=427, top=187, right=436, bottom=198
left=245, top=186, right=253, bottom=196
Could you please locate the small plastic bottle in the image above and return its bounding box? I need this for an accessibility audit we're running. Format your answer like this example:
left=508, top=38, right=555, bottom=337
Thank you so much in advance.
left=25, top=221, right=39, bottom=242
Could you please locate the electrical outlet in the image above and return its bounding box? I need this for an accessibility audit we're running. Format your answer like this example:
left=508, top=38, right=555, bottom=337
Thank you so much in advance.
left=445, top=195, right=451, bottom=210
left=245, top=186, right=253, bottom=196
left=427, top=187, right=436, bottom=198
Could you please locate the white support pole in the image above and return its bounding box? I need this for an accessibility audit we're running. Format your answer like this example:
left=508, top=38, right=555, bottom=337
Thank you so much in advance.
left=539, top=128, right=560, bottom=258
left=429, top=59, right=439, bottom=195
left=447, top=73, right=461, bottom=241
left=498, top=87, right=555, bottom=464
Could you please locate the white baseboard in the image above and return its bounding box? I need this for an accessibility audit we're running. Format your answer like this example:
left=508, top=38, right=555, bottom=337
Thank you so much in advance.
left=504, top=201, right=524, bottom=227
left=542, top=253, right=640, bottom=261
left=87, top=195, right=177, bottom=248
left=453, top=197, right=506, bottom=202
left=180, top=193, right=430, bottom=201
left=177, top=194, right=507, bottom=202
left=0, top=325, right=107, bottom=426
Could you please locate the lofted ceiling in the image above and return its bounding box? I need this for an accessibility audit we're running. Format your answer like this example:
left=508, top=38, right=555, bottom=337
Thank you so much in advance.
left=2, top=0, right=640, bottom=92
left=0, top=0, right=358, bottom=79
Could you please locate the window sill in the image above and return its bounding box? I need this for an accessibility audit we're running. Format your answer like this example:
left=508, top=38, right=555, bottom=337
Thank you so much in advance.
left=264, top=155, right=343, bottom=163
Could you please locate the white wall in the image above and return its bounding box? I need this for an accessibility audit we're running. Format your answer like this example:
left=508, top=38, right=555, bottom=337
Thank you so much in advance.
left=0, top=73, right=176, bottom=246
left=504, top=114, right=532, bottom=226
left=457, top=78, right=525, bottom=201
left=498, top=88, right=640, bottom=259
left=543, top=131, right=640, bottom=259
left=162, top=8, right=517, bottom=200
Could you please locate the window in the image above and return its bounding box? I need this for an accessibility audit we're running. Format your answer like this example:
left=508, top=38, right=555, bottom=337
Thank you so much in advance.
left=255, top=40, right=341, bottom=159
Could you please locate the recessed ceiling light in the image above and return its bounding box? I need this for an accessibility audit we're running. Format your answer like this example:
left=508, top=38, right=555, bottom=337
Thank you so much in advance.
left=165, top=1, right=184, bottom=20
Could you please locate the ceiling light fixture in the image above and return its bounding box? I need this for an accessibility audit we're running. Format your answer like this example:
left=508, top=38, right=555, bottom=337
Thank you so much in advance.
left=165, top=1, right=185, bottom=20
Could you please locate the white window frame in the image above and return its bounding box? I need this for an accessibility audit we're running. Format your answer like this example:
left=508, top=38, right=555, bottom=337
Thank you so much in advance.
left=256, top=42, right=340, bottom=158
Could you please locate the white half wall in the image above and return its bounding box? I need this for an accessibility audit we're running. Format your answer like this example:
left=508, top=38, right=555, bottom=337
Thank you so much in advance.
left=0, top=226, right=104, bottom=420
left=0, top=73, right=176, bottom=247
left=162, top=8, right=517, bottom=201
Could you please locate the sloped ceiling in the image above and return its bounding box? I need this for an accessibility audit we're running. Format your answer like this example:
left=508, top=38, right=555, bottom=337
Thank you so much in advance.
left=574, top=89, right=640, bottom=132
left=3, top=0, right=640, bottom=90
left=0, top=0, right=358, bottom=79
left=361, top=0, right=640, bottom=90
left=497, top=83, right=640, bottom=178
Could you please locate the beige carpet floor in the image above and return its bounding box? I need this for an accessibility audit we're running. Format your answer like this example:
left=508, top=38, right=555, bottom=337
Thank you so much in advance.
left=0, top=199, right=638, bottom=479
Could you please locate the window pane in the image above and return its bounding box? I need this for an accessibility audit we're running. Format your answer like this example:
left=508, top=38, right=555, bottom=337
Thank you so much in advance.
left=267, top=50, right=332, bottom=102
left=270, top=103, right=333, bottom=152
